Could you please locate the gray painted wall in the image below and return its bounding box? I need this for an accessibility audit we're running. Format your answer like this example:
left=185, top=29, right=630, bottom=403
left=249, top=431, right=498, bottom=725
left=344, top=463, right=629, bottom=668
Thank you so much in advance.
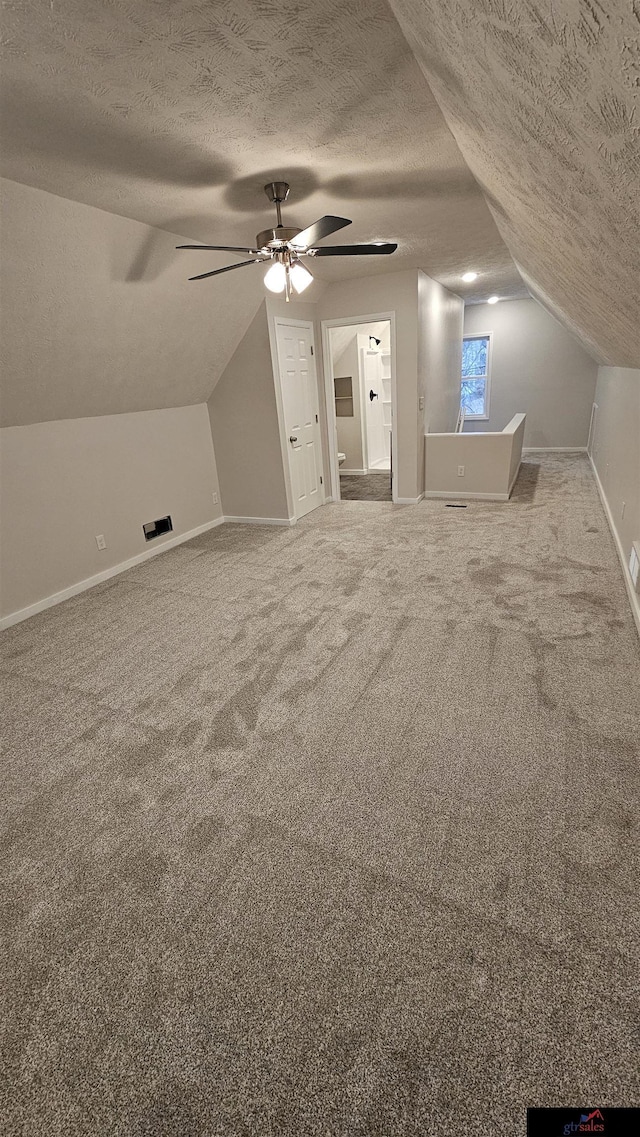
left=0, top=404, right=221, bottom=619
left=463, top=298, right=598, bottom=447
left=208, top=303, right=289, bottom=521
left=591, top=367, right=640, bottom=624
left=0, top=177, right=264, bottom=426
left=418, top=270, right=464, bottom=488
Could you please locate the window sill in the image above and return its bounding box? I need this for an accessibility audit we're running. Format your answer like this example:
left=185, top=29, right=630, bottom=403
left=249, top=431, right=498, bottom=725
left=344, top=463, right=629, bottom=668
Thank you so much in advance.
left=463, top=414, right=489, bottom=421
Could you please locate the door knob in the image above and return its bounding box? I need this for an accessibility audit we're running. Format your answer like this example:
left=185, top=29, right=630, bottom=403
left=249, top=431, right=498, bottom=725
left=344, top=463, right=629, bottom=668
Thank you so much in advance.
left=290, top=435, right=298, bottom=443
left=369, top=389, right=379, bottom=401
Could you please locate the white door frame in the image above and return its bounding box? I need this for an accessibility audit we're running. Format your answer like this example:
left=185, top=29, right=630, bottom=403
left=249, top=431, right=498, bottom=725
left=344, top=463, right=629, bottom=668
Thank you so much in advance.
left=269, top=315, right=325, bottom=522
left=356, top=335, right=372, bottom=474
left=320, top=312, right=397, bottom=503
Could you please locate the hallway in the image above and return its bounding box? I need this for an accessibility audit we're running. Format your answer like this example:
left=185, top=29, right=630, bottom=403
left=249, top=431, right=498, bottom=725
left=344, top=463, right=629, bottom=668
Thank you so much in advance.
left=1, top=454, right=638, bottom=1136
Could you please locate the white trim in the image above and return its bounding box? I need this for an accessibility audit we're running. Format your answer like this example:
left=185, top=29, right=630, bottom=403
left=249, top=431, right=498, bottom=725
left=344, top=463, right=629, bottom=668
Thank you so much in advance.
left=0, top=516, right=225, bottom=630
left=395, top=494, right=425, bottom=505
left=320, top=312, right=398, bottom=504
left=424, top=490, right=510, bottom=501
left=321, top=323, right=341, bottom=502
left=522, top=447, right=588, bottom=453
left=339, top=467, right=368, bottom=475
left=461, top=332, right=492, bottom=420
left=357, top=340, right=371, bottom=473
left=223, top=515, right=295, bottom=527
left=589, top=457, right=640, bottom=638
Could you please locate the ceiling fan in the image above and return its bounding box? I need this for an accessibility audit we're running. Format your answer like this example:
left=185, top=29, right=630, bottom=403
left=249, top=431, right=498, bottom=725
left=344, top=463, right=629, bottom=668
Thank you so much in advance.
left=177, top=182, right=398, bottom=300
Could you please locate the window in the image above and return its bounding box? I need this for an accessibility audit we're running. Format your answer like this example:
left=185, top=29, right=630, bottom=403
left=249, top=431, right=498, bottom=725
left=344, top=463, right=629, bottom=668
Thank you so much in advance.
left=461, top=333, right=491, bottom=419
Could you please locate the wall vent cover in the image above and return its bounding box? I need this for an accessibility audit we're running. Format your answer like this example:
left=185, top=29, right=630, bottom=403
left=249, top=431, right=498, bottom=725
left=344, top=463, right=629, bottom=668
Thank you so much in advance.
left=143, top=515, right=173, bottom=541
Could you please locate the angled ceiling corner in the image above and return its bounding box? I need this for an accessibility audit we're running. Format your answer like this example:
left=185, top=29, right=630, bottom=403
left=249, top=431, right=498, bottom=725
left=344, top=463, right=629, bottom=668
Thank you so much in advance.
left=389, top=0, right=640, bottom=367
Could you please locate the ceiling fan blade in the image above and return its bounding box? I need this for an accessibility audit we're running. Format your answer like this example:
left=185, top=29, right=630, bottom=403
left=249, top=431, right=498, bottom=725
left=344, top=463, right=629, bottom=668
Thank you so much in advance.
left=290, top=215, right=352, bottom=249
left=188, top=258, right=262, bottom=281
left=177, top=244, right=262, bottom=254
left=310, top=243, right=398, bottom=256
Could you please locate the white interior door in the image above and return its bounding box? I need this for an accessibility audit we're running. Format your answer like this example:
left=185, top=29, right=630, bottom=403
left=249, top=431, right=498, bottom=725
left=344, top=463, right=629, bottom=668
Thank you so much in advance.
left=361, top=347, right=387, bottom=469
left=275, top=321, right=324, bottom=520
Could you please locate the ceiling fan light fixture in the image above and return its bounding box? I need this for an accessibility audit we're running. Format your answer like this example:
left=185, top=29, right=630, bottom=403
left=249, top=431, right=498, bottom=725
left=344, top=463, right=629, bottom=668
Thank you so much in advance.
left=264, top=260, right=287, bottom=293
left=290, top=262, right=313, bottom=293
left=178, top=181, right=397, bottom=289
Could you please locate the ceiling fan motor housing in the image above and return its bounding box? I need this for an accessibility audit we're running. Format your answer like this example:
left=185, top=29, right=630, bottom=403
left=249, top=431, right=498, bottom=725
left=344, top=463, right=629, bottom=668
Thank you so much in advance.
left=256, top=225, right=303, bottom=251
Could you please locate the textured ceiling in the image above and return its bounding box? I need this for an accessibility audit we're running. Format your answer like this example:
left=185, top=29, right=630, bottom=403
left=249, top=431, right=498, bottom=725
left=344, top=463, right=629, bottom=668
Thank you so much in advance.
left=0, top=0, right=525, bottom=305
left=389, top=0, right=640, bottom=366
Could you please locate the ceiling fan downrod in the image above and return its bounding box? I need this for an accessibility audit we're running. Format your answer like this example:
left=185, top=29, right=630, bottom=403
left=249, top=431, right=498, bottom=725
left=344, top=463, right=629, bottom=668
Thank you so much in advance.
left=263, top=181, right=290, bottom=228
left=256, top=182, right=301, bottom=251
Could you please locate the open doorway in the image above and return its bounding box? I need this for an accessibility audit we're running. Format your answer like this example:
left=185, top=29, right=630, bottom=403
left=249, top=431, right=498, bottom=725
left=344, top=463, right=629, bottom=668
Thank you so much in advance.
left=321, top=315, right=396, bottom=503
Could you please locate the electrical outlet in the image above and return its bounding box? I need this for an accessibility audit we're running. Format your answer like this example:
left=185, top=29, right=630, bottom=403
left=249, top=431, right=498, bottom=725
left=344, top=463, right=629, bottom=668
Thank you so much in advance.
left=212, top=492, right=218, bottom=505
left=457, top=465, right=465, bottom=477
left=418, top=396, right=425, bottom=411
left=95, top=534, right=106, bottom=550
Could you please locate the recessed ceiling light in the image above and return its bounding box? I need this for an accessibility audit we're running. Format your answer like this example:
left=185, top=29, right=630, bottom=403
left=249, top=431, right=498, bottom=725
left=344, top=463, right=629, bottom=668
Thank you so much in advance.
left=462, top=271, right=478, bottom=282
left=487, top=295, right=500, bottom=304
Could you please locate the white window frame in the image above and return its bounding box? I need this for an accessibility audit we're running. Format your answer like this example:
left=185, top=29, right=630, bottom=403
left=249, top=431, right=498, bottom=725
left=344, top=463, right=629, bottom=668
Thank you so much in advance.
left=461, top=332, right=492, bottom=421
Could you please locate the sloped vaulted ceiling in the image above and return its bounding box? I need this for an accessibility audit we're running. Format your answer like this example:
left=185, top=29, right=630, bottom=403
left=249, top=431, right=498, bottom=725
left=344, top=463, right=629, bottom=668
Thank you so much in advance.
left=0, top=0, right=529, bottom=425
left=0, top=0, right=521, bottom=302
left=389, top=0, right=640, bottom=366
left=1, top=0, right=637, bottom=429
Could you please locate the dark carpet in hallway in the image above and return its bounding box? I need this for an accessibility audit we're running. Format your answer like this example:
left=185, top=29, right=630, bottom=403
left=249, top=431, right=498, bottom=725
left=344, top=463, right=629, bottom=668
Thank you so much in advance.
left=1, top=454, right=639, bottom=1136
left=340, top=470, right=392, bottom=500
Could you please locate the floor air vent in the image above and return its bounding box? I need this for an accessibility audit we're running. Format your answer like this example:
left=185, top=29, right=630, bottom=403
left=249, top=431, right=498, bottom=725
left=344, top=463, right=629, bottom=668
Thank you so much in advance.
left=143, top=515, right=173, bottom=541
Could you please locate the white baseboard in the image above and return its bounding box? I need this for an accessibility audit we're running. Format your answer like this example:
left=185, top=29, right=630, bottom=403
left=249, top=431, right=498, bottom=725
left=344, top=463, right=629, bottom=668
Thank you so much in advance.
left=223, top=515, right=295, bottom=527
left=339, top=468, right=367, bottom=476
left=589, top=457, right=640, bottom=638
left=0, top=516, right=226, bottom=631
left=424, top=489, right=509, bottom=502
left=522, top=447, right=587, bottom=453
left=395, top=494, right=424, bottom=505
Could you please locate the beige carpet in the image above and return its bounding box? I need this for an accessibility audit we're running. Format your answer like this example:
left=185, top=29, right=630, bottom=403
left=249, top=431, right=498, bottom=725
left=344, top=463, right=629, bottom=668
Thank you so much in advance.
left=1, top=454, right=639, bottom=1136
